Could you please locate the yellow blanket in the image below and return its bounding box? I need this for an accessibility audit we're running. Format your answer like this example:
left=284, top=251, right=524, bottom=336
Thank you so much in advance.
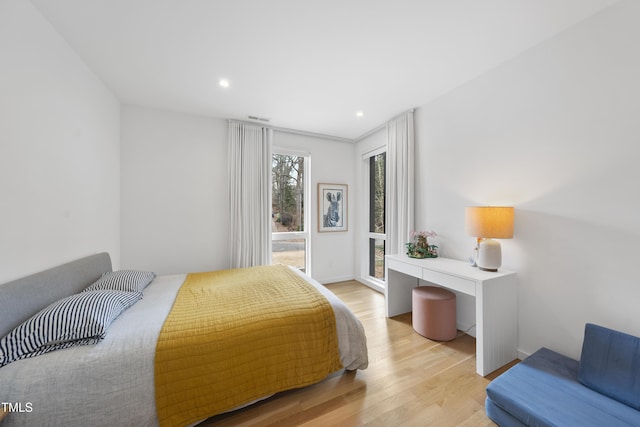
left=154, top=265, right=343, bottom=427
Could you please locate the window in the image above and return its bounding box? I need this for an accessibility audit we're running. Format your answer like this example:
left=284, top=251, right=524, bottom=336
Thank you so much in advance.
left=368, top=152, right=386, bottom=280
left=271, top=152, right=310, bottom=273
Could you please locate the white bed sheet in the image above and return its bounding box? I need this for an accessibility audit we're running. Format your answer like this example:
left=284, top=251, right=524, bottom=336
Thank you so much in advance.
left=0, top=270, right=367, bottom=427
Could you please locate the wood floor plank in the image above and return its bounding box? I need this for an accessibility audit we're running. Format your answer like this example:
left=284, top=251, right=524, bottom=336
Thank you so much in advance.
left=201, top=280, right=507, bottom=426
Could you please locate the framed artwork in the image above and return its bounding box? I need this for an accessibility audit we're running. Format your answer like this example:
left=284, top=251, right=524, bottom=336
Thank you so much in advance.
left=318, top=183, right=348, bottom=232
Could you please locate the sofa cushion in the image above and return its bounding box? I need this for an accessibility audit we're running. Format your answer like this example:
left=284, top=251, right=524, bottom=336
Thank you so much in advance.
left=486, top=347, right=640, bottom=427
left=485, top=398, right=527, bottom=427
left=578, top=323, right=640, bottom=411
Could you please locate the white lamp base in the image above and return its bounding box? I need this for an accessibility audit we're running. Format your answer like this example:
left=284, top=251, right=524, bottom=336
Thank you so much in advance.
left=477, top=239, right=502, bottom=272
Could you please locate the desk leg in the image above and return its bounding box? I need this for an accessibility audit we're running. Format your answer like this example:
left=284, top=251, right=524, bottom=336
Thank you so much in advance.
left=475, top=275, right=518, bottom=376
left=385, top=268, right=418, bottom=317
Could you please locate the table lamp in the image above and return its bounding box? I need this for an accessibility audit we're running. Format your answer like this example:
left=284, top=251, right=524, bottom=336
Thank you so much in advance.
left=465, top=206, right=514, bottom=272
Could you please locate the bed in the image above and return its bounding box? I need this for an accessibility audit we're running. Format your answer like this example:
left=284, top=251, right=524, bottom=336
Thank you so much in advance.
left=0, top=253, right=368, bottom=427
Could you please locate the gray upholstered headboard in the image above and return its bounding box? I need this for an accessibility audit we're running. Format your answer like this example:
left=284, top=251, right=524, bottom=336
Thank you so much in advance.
left=0, top=252, right=112, bottom=337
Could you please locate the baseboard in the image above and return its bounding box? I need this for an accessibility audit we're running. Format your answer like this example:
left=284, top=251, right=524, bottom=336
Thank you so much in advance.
left=354, top=277, right=384, bottom=293
left=317, top=275, right=355, bottom=285
left=458, top=322, right=477, bottom=338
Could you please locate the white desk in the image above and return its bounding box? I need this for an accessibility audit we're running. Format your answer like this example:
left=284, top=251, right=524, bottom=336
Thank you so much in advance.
left=385, top=254, right=517, bottom=376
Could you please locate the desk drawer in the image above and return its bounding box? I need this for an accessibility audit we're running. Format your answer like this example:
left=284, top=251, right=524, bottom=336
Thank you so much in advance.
left=421, top=269, right=476, bottom=296
left=387, top=258, right=422, bottom=278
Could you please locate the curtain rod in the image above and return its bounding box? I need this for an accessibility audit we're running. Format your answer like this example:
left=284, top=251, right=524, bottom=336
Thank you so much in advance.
left=227, top=119, right=353, bottom=143
left=229, top=107, right=415, bottom=144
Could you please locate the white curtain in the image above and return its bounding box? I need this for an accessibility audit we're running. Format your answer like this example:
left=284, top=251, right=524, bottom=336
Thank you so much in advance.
left=386, top=111, right=415, bottom=255
left=228, top=121, right=273, bottom=268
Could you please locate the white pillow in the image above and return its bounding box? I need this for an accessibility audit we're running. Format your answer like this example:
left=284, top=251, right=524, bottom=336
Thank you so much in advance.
left=0, top=290, right=141, bottom=367
left=83, top=270, right=155, bottom=293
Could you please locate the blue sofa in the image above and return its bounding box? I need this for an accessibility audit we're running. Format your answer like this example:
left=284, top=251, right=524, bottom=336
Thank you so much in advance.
left=485, top=323, right=640, bottom=427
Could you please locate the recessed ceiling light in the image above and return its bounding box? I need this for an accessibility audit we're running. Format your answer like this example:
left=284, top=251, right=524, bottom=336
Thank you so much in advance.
left=356, top=111, right=364, bottom=117
left=219, top=79, right=230, bottom=88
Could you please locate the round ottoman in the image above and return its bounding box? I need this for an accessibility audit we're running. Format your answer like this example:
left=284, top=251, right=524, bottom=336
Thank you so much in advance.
left=412, top=286, right=457, bottom=341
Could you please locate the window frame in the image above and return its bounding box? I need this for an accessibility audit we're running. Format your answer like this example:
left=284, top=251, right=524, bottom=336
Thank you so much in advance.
left=362, top=146, right=387, bottom=286
left=271, top=149, right=311, bottom=275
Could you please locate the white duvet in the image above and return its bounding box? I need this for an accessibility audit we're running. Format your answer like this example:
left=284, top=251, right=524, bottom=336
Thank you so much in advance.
left=0, top=269, right=368, bottom=427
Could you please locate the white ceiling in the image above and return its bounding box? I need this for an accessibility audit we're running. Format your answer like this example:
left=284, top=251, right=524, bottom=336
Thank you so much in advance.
left=31, top=0, right=618, bottom=141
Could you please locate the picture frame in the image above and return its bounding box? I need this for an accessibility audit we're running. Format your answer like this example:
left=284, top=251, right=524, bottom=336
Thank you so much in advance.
left=318, top=183, right=348, bottom=232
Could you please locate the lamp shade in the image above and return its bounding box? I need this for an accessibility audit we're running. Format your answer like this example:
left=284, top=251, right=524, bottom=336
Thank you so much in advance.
left=465, top=206, right=514, bottom=239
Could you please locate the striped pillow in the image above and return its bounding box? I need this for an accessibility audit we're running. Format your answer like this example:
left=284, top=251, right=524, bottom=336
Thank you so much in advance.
left=83, top=270, right=156, bottom=293
left=0, top=290, right=141, bottom=367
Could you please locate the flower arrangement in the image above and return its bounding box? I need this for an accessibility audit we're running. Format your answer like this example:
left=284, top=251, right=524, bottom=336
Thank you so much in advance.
left=406, top=230, right=438, bottom=259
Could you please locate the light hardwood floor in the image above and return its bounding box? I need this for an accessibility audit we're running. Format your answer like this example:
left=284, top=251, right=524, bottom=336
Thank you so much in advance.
left=202, top=280, right=514, bottom=426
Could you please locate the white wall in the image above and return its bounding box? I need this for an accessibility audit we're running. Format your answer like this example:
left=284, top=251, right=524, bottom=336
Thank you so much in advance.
left=121, top=108, right=356, bottom=282
left=414, top=0, right=640, bottom=359
left=120, top=106, right=229, bottom=275
left=274, top=131, right=356, bottom=284
left=0, top=0, right=121, bottom=284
